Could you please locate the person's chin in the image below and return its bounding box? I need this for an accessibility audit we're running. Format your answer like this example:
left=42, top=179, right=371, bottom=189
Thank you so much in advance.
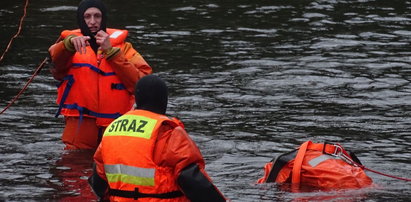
left=89, top=28, right=99, bottom=33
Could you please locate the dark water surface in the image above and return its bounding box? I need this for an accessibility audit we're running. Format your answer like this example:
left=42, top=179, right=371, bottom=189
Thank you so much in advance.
left=1, top=0, right=410, bottom=201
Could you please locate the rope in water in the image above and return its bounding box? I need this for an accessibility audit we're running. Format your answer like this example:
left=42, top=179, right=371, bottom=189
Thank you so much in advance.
left=361, top=165, right=411, bottom=182
left=0, top=0, right=61, bottom=115
left=0, top=0, right=30, bottom=63
left=0, top=57, right=48, bottom=115
left=339, top=150, right=411, bottom=182
left=0, top=33, right=61, bottom=115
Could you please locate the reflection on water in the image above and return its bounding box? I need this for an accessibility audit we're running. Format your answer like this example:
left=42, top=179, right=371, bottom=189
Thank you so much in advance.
left=49, top=150, right=97, bottom=201
left=0, top=0, right=410, bottom=201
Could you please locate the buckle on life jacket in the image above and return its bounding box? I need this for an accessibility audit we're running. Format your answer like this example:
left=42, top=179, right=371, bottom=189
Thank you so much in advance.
left=265, top=149, right=298, bottom=183
left=322, top=142, right=343, bottom=157
left=133, top=188, right=139, bottom=200
left=322, top=142, right=357, bottom=166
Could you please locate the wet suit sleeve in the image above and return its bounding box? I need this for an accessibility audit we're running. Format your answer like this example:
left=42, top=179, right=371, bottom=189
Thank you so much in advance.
left=178, top=163, right=226, bottom=202
left=106, top=42, right=152, bottom=94
left=155, top=125, right=227, bottom=202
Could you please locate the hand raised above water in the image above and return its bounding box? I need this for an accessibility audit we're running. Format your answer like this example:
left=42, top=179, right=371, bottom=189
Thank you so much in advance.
left=70, top=36, right=91, bottom=54
left=95, top=30, right=112, bottom=52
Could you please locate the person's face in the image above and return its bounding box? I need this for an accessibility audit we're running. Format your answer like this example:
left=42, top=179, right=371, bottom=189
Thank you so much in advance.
left=83, top=7, right=102, bottom=33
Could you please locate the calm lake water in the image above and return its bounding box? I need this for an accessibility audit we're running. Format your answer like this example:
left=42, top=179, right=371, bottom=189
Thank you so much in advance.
left=1, top=0, right=410, bottom=201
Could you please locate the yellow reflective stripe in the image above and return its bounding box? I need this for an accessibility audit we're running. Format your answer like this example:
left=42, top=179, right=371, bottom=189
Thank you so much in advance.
left=105, top=164, right=155, bottom=186
left=106, top=173, right=155, bottom=186
left=104, top=115, right=157, bottom=139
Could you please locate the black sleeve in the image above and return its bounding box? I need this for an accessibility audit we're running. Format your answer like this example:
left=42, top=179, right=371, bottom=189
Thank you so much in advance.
left=177, top=163, right=226, bottom=202
left=88, top=163, right=109, bottom=199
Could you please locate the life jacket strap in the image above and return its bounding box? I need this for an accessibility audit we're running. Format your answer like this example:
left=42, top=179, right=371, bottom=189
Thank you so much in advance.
left=63, top=103, right=122, bottom=119
left=109, top=188, right=183, bottom=200
left=292, top=140, right=310, bottom=184
left=55, top=75, right=124, bottom=119
left=55, top=75, right=75, bottom=118
left=72, top=63, right=116, bottom=76
left=265, top=149, right=297, bottom=183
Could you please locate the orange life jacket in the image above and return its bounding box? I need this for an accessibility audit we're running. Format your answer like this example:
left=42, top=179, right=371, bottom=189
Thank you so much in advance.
left=100, top=110, right=189, bottom=201
left=56, top=28, right=134, bottom=127
left=257, top=141, right=373, bottom=190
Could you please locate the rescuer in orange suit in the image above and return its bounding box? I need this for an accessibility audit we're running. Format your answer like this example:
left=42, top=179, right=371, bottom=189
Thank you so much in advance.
left=257, top=140, right=373, bottom=191
left=88, top=75, right=227, bottom=201
left=48, top=0, right=152, bottom=150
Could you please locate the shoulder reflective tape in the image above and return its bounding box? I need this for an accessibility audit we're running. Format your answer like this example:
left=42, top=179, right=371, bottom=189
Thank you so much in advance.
left=105, top=164, right=155, bottom=186
left=110, top=31, right=123, bottom=39
left=104, top=115, right=157, bottom=139
left=308, top=154, right=336, bottom=167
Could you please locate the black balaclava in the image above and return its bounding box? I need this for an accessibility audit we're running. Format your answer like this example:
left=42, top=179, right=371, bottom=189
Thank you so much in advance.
left=77, top=0, right=107, bottom=53
left=135, top=75, right=168, bottom=115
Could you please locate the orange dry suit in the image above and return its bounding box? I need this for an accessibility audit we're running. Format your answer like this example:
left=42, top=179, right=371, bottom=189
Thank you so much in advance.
left=89, top=110, right=226, bottom=201
left=55, top=28, right=135, bottom=127
left=257, top=141, right=373, bottom=190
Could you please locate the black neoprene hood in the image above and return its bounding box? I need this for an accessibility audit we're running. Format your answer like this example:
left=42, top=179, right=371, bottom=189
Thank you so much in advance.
left=76, top=0, right=107, bottom=52
left=135, top=75, right=169, bottom=115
